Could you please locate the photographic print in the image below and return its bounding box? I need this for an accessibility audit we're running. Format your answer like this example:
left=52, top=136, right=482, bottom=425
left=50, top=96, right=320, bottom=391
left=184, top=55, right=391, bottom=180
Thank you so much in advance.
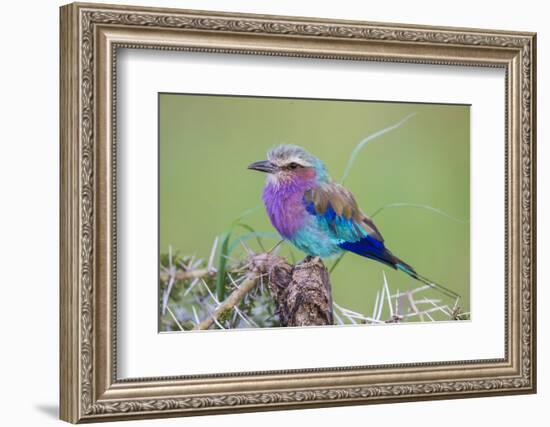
left=159, top=94, right=470, bottom=331
left=60, top=4, right=536, bottom=420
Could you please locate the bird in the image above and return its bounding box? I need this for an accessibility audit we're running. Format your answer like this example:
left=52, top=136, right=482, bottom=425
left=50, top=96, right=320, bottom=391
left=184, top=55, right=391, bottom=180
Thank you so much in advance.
left=248, top=144, right=459, bottom=299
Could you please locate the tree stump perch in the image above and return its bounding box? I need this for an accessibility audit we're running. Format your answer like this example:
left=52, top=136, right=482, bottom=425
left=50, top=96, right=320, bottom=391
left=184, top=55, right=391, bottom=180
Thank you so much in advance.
left=267, top=255, right=333, bottom=327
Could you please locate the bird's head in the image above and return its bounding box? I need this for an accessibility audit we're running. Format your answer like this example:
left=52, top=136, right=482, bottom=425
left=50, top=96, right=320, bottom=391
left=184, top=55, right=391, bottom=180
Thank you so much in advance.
left=248, top=144, right=329, bottom=185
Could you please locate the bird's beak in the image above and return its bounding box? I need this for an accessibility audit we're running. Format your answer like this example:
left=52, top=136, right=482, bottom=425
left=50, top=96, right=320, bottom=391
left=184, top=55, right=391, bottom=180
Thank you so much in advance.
left=247, top=160, right=276, bottom=173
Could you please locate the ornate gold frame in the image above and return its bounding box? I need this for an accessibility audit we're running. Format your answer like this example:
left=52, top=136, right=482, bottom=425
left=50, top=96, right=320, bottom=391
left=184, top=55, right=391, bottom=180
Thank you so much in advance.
left=59, top=2, right=537, bottom=423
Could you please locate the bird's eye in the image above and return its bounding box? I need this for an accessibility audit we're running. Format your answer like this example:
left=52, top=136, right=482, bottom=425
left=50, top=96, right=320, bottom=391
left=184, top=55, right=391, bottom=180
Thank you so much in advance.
left=288, top=162, right=300, bottom=169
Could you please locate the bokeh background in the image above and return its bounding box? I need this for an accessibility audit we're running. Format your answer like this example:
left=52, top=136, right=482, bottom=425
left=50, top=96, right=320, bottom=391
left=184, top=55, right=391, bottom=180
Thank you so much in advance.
left=159, top=93, right=470, bottom=321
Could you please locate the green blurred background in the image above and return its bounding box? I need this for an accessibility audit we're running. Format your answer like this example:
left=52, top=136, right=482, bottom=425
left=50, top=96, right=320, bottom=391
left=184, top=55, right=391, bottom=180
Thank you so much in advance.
left=159, top=93, right=470, bottom=318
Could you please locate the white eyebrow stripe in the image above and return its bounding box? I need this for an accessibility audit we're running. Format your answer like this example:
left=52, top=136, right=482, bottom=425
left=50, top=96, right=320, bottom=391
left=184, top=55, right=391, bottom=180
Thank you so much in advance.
left=284, top=156, right=312, bottom=167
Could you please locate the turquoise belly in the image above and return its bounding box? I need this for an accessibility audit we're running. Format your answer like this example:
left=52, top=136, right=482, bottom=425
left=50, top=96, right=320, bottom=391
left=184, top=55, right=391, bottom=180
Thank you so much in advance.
left=288, top=218, right=343, bottom=258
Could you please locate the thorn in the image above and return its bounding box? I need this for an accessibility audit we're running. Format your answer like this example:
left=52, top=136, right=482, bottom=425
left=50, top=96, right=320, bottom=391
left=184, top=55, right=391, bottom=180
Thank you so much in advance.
left=268, top=239, right=284, bottom=254
left=382, top=272, right=394, bottom=318
left=240, top=239, right=254, bottom=256
left=207, top=236, right=219, bottom=271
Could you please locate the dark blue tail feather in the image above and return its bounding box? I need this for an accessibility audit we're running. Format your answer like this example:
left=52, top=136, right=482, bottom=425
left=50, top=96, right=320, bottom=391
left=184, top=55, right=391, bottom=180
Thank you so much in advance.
left=339, top=237, right=460, bottom=300
left=338, top=236, right=405, bottom=270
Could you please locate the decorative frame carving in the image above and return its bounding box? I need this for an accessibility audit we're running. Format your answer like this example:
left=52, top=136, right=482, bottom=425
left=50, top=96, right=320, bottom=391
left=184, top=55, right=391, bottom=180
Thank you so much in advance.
left=60, top=2, right=536, bottom=423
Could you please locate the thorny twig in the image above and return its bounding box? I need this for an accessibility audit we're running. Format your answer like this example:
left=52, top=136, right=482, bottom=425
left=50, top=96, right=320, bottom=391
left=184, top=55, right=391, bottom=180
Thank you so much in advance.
left=161, top=236, right=467, bottom=331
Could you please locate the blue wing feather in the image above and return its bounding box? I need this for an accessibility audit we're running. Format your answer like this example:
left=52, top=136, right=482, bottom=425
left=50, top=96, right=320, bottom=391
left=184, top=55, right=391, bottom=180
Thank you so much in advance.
left=303, top=186, right=399, bottom=269
left=304, top=198, right=359, bottom=242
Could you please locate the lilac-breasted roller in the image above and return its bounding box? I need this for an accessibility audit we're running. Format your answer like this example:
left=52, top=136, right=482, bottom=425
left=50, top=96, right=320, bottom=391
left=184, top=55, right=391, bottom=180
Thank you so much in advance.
left=248, top=144, right=458, bottom=299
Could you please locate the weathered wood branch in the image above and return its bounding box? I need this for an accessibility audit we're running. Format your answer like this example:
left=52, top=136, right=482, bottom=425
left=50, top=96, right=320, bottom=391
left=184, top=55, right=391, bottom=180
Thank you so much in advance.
left=160, top=268, right=212, bottom=282
left=193, top=272, right=258, bottom=330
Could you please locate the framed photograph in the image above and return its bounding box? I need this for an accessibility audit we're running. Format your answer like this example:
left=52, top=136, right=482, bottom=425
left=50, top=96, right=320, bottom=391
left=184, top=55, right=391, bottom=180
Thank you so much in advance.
left=60, top=2, right=537, bottom=423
